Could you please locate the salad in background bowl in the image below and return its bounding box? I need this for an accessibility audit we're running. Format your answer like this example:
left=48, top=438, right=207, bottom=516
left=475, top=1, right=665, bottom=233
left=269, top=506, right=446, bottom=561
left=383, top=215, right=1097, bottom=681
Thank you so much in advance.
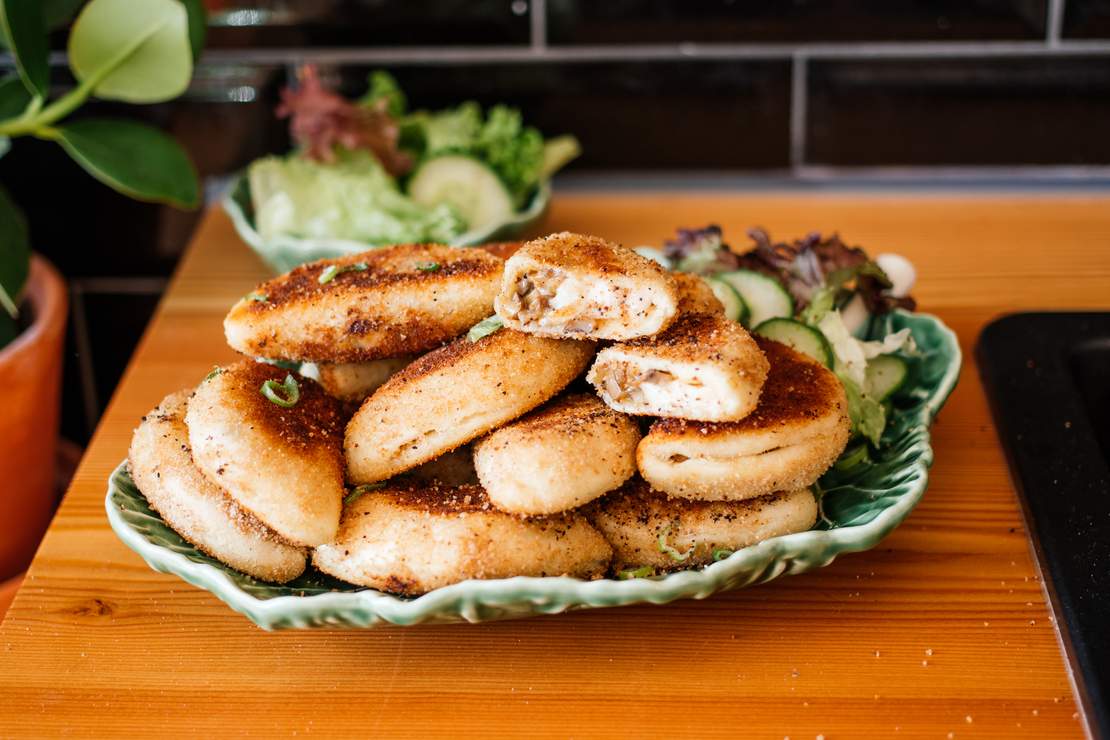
left=224, top=68, right=580, bottom=273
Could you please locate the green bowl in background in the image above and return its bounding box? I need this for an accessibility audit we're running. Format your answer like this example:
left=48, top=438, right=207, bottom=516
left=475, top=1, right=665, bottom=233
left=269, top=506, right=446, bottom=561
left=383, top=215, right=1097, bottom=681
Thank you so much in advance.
left=221, top=174, right=551, bottom=274
left=105, top=310, right=960, bottom=630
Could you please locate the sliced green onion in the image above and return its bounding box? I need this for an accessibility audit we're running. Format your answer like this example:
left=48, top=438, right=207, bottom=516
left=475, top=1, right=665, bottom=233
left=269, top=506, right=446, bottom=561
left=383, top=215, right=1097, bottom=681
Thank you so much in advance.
left=657, top=524, right=693, bottom=562
left=467, top=315, right=504, bottom=342
left=260, top=373, right=300, bottom=408
left=204, top=366, right=223, bottom=382
left=344, top=482, right=385, bottom=505
left=617, top=566, right=655, bottom=580
left=247, top=292, right=268, bottom=302
left=712, top=548, right=734, bottom=562
left=416, top=262, right=441, bottom=272
left=318, top=261, right=369, bottom=285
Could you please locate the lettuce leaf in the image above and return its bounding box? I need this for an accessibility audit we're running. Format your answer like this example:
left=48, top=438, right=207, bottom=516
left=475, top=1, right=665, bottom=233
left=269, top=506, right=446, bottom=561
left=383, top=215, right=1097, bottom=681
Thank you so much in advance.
left=477, top=105, right=545, bottom=208
left=838, top=371, right=887, bottom=446
left=816, top=309, right=916, bottom=446
left=249, top=149, right=465, bottom=244
left=358, top=70, right=407, bottom=118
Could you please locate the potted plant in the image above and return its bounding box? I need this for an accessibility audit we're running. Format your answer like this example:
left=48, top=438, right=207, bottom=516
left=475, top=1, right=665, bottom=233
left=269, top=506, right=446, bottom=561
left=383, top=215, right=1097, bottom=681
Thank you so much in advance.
left=0, top=0, right=203, bottom=590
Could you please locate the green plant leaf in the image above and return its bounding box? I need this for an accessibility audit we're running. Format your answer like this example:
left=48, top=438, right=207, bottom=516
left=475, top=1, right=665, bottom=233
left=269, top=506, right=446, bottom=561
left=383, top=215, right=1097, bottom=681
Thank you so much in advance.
left=54, top=118, right=199, bottom=208
left=0, top=0, right=50, bottom=98
left=0, top=74, right=31, bottom=121
left=0, top=183, right=30, bottom=319
left=0, top=136, right=9, bottom=159
left=68, top=0, right=192, bottom=103
left=44, top=0, right=87, bottom=28
left=178, top=0, right=205, bottom=61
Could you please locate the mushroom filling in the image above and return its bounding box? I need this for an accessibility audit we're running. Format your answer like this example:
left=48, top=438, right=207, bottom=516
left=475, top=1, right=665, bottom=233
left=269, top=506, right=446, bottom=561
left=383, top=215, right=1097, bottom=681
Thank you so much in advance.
left=503, top=270, right=603, bottom=333
left=599, top=363, right=683, bottom=405
left=505, top=273, right=555, bottom=323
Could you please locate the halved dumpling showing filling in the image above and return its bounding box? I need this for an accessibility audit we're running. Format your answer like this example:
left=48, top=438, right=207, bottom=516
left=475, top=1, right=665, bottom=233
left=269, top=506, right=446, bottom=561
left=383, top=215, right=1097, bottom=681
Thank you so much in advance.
left=587, top=312, right=769, bottom=422
left=495, top=232, right=679, bottom=341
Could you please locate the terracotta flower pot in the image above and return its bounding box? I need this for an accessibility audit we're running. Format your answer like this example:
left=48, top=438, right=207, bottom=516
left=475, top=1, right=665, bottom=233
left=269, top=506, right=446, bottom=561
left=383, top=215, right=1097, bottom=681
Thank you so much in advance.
left=0, top=255, right=67, bottom=581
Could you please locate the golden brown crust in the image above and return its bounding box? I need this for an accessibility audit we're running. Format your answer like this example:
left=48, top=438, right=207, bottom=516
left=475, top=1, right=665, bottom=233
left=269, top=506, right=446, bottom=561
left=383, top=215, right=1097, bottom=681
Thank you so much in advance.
left=587, top=478, right=817, bottom=572
left=514, top=232, right=645, bottom=275
left=312, top=481, right=613, bottom=595
left=129, top=390, right=306, bottom=582
left=479, top=241, right=523, bottom=260
left=216, top=361, right=346, bottom=455
left=224, top=244, right=503, bottom=362
left=672, top=273, right=724, bottom=315
left=473, top=393, right=640, bottom=515
left=376, top=481, right=494, bottom=515
left=587, top=312, right=769, bottom=422
left=495, top=232, right=679, bottom=341
left=635, top=337, right=850, bottom=500
left=648, top=336, right=838, bottom=439
left=344, top=328, right=596, bottom=483
left=186, top=361, right=347, bottom=546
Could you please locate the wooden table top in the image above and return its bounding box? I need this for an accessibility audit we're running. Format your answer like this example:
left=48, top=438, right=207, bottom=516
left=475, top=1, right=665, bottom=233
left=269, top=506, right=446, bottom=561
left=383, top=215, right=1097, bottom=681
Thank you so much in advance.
left=2, top=193, right=1108, bottom=738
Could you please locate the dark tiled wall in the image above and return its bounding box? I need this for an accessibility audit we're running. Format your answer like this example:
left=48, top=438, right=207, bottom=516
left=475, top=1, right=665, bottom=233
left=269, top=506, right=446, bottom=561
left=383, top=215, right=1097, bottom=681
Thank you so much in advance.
left=1065, top=0, right=1110, bottom=36
left=5, top=0, right=1110, bottom=443
left=807, top=56, right=1110, bottom=166
left=547, top=0, right=1050, bottom=43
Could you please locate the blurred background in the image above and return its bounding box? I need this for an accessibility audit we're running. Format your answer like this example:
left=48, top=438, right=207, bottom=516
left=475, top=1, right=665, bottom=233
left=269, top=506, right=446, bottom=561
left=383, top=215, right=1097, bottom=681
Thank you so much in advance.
left=2, top=0, right=1109, bottom=459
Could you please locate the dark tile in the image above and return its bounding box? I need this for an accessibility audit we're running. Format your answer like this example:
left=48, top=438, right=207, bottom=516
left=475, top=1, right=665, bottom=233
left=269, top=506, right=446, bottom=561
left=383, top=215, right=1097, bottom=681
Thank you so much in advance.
left=549, top=0, right=1048, bottom=44
left=59, top=304, right=88, bottom=445
left=338, top=61, right=792, bottom=169
left=807, top=56, right=1110, bottom=166
left=1063, top=0, right=1110, bottom=38
left=80, top=290, right=162, bottom=428
left=205, top=0, right=530, bottom=47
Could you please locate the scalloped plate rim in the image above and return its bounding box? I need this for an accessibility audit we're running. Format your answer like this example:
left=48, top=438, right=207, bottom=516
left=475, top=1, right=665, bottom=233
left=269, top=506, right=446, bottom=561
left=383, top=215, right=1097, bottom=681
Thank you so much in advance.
left=104, top=310, right=961, bottom=629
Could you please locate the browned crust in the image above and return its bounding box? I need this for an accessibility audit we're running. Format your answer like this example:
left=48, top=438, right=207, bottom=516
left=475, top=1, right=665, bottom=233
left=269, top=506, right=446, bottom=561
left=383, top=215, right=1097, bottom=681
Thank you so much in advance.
left=215, top=361, right=346, bottom=455
left=502, top=393, right=628, bottom=437
left=672, top=273, right=724, bottom=315
left=377, top=327, right=585, bottom=391
left=479, top=241, right=523, bottom=260
left=227, top=244, right=503, bottom=362
left=513, top=232, right=672, bottom=280
left=649, top=337, right=841, bottom=438
left=619, top=312, right=740, bottom=357
left=242, top=244, right=502, bottom=309
left=132, top=391, right=301, bottom=549
left=359, top=482, right=586, bottom=526
left=372, top=481, right=495, bottom=514
left=594, top=477, right=796, bottom=520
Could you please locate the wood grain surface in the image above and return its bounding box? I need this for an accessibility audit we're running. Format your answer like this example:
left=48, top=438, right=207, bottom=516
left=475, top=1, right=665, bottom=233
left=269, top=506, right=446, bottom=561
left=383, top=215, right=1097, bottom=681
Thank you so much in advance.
left=2, top=193, right=1109, bottom=739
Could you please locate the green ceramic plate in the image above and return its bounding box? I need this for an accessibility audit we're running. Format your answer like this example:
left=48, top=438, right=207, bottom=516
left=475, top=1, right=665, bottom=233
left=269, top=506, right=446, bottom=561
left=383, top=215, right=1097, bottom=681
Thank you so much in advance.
left=222, top=174, right=551, bottom=274
left=105, top=310, right=960, bottom=630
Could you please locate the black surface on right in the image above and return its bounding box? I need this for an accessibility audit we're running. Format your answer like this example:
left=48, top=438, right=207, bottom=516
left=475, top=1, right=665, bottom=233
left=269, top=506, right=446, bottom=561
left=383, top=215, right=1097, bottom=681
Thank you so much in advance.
left=978, top=312, right=1110, bottom=738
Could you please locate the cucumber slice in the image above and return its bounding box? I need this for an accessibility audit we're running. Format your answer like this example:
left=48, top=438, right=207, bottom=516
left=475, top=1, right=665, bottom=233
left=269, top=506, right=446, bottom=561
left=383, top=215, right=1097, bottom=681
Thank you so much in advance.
left=704, top=276, right=749, bottom=324
left=407, top=155, right=514, bottom=233
left=754, top=317, right=834, bottom=368
left=864, top=354, right=909, bottom=401
left=716, top=270, right=793, bottom=328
